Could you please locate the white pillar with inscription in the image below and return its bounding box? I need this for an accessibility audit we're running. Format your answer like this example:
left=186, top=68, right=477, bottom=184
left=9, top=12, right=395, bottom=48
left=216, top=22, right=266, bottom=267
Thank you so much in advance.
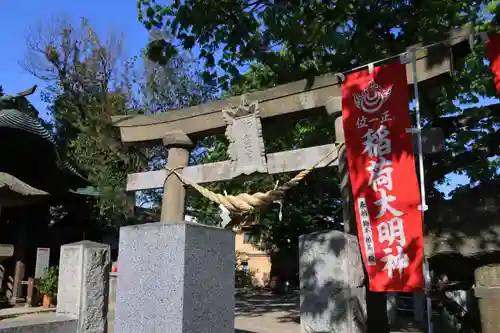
left=57, top=241, right=110, bottom=333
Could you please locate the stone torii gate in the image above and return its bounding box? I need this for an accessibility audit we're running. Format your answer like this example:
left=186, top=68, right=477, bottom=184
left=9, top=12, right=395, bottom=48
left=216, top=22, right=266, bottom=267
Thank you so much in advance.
left=113, top=25, right=470, bottom=225
left=112, top=25, right=472, bottom=333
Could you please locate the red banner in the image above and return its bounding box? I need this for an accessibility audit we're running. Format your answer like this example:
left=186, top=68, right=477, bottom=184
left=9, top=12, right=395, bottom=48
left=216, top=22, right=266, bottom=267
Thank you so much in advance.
left=342, top=62, right=424, bottom=292
left=486, top=33, right=500, bottom=96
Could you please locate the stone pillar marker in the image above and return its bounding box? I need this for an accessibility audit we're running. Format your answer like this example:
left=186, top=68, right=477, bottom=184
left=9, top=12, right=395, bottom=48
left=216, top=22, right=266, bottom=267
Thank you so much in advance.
left=299, top=230, right=366, bottom=333
left=474, top=264, right=500, bottom=333
left=115, top=221, right=235, bottom=333
left=57, top=241, right=110, bottom=333
left=413, top=291, right=425, bottom=323
left=386, top=292, right=398, bottom=326
left=161, top=130, right=193, bottom=222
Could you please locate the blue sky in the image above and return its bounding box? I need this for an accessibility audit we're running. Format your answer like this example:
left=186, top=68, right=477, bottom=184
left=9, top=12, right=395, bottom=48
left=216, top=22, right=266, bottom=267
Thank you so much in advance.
left=0, top=0, right=489, bottom=197
left=0, top=0, right=150, bottom=121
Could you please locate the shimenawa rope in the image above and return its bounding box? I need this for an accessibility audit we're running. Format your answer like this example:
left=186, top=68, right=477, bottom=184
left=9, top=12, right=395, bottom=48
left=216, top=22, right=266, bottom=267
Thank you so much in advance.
left=164, top=141, right=345, bottom=215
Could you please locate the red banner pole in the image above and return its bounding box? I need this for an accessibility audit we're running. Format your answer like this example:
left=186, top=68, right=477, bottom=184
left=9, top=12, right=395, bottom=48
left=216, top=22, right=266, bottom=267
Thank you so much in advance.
left=342, top=61, right=424, bottom=292
left=409, top=47, right=433, bottom=333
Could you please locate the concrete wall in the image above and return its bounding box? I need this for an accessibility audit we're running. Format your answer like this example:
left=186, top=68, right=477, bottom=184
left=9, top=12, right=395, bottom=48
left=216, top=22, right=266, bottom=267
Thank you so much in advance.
left=235, top=232, right=266, bottom=255
left=235, top=231, right=271, bottom=287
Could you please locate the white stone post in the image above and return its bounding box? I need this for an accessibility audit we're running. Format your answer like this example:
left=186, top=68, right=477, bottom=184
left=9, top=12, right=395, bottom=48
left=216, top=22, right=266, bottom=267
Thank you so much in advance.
left=56, top=241, right=110, bottom=333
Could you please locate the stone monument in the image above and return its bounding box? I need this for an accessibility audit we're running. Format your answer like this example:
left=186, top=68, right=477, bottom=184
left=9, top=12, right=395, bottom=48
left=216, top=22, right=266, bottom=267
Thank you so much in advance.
left=57, top=241, right=110, bottom=333
left=115, top=221, right=235, bottom=333
left=299, top=230, right=366, bottom=333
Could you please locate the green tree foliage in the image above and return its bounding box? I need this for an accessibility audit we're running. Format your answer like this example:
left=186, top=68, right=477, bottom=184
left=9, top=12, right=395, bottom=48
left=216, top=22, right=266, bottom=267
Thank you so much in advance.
left=137, top=0, right=487, bottom=89
left=135, top=29, right=217, bottom=207
left=22, top=17, right=214, bottom=227
left=137, top=0, right=500, bottom=255
left=421, top=2, right=500, bottom=200
left=23, top=17, right=145, bottom=226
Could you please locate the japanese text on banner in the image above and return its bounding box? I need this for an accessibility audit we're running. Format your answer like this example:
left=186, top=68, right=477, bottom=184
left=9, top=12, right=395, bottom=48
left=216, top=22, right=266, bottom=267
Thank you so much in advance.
left=341, top=62, right=424, bottom=292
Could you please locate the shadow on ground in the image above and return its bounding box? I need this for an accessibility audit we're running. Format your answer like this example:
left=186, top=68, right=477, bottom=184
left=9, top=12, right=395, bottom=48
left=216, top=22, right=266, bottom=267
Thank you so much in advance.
left=235, top=289, right=300, bottom=324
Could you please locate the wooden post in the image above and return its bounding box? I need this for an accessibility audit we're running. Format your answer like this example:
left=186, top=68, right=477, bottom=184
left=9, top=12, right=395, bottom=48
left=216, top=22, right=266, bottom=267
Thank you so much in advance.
left=26, top=277, right=34, bottom=307
left=10, top=262, right=25, bottom=305
left=161, top=130, right=193, bottom=222
left=10, top=218, right=27, bottom=305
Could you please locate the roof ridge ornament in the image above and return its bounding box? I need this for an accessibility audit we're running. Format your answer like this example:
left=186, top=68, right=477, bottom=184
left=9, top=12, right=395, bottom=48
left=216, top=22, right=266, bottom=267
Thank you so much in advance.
left=0, top=85, right=37, bottom=102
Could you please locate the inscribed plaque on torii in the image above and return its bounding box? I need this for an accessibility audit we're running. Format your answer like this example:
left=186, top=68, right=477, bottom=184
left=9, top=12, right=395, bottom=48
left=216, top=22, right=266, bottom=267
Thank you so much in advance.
left=222, top=100, right=268, bottom=178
